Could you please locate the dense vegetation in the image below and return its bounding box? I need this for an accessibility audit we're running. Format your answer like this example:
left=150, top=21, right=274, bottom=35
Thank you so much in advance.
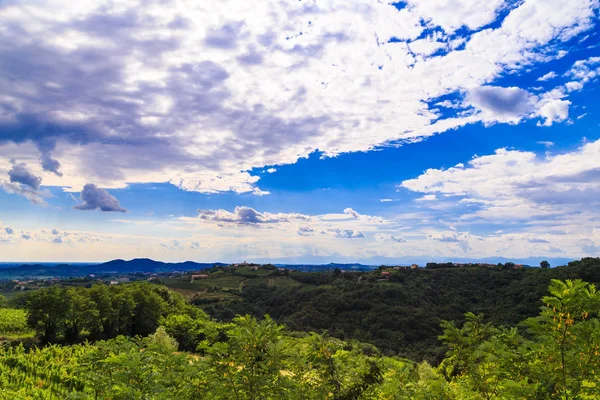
left=201, top=258, right=600, bottom=362
left=1, top=258, right=599, bottom=398
left=0, top=278, right=598, bottom=398
left=23, top=282, right=200, bottom=344
left=0, top=308, right=29, bottom=335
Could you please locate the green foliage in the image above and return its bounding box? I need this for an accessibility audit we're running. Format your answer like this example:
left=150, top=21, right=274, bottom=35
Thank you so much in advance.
left=24, top=282, right=199, bottom=344
left=0, top=308, right=30, bottom=335
left=1, top=277, right=599, bottom=399
left=437, top=279, right=600, bottom=399
left=202, top=258, right=600, bottom=362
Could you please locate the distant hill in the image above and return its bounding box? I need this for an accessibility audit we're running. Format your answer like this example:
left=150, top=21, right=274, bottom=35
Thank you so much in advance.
left=0, top=259, right=225, bottom=280
left=0, top=255, right=575, bottom=280
left=275, top=262, right=375, bottom=272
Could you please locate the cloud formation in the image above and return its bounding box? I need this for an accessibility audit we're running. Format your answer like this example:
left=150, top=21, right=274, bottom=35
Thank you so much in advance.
left=328, top=228, right=366, bottom=239
left=466, top=86, right=535, bottom=122
left=198, top=206, right=310, bottom=225
left=0, top=0, right=596, bottom=198
left=400, top=138, right=600, bottom=224
left=8, top=163, right=41, bottom=190
left=343, top=208, right=360, bottom=219
left=74, top=184, right=126, bottom=212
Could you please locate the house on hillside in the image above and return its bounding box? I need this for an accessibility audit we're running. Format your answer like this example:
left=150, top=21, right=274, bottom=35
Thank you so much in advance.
left=381, top=271, right=391, bottom=278
left=411, top=264, right=419, bottom=269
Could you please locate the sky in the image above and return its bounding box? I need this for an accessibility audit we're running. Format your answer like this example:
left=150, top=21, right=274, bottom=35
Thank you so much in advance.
left=0, top=0, right=599, bottom=264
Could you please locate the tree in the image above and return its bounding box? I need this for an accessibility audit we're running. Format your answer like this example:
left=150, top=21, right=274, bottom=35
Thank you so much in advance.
left=540, top=260, right=550, bottom=269
left=524, top=279, right=600, bottom=399
left=206, top=315, right=291, bottom=399
left=26, top=286, right=68, bottom=343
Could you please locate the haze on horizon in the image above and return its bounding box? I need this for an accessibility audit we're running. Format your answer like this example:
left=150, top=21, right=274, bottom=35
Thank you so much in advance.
left=1, top=0, right=599, bottom=264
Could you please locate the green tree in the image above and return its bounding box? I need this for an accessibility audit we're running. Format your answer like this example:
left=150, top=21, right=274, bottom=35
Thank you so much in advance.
left=206, top=315, right=291, bottom=399
left=63, top=287, right=98, bottom=343
left=26, top=286, right=68, bottom=343
left=540, top=260, right=551, bottom=269
left=524, top=279, right=600, bottom=399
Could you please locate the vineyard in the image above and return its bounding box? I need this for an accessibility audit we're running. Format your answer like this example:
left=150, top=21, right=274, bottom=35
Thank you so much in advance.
left=0, top=308, right=30, bottom=335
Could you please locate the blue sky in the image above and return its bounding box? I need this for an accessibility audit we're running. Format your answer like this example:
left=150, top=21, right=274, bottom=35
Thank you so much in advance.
left=0, top=0, right=599, bottom=264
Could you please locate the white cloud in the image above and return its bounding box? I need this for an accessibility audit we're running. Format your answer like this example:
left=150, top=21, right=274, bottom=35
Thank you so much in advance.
left=400, top=138, right=600, bottom=224
left=537, top=141, right=554, bottom=147
left=0, top=0, right=597, bottom=197
left=297, top=226, right=315, bottom=236
left=343, top=207, right=360, bottom=218
left=536, top=99, right=571, bottom=126
left=328, top=228, right=365, bottom=239
left=465, top=86, right=536, bottom=124
left=537, top=71, right=557, bottom=81
left=197, top=206, right=311, bottom=225
left=567, top=56, right=600, bottom=82
left=565, top=81, right=584, bottom=92
left=375, top=233, right=407, bottom=243
left=405, top=0, right=506, bottom=34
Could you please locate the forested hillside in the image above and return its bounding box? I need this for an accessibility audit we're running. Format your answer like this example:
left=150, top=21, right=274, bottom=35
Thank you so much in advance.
left=201, top=258, right=600, bottom=362
left=0, top=277, right=599, bottom=399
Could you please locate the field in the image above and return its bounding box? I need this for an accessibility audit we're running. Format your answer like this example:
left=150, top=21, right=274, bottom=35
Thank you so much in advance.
left=163, top=275, right=246, bottom=291
left=161, top=268, right=303, bottom=303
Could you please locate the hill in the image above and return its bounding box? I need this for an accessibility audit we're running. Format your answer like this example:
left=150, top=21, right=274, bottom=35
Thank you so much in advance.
left=0, top=259, right=225, bottom=280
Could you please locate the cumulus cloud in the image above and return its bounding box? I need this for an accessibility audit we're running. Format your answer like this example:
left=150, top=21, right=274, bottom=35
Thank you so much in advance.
left=198, top=206, right=310, bottom=225
left=343, top=208, right=360, bottom=219
left=400, top=138, right=600, bottom=223
left=297, top=226, right=315, bottom=236
left=536, top=99, right=571, bottom=126
left=0, top=0, right=596, bottom=196
left=328, top=228, right=365, bottom=239
left=8, top=163, right=41, bottom=190
left=1, top=182, right=49, bottom=206
left=375, top=233, right=406, bottom=242
left=465, top=86, right=535, bottom=123
left=5, top=227, right=13, bottom=235
left=537, top=71, right=557, bottom=81
left=567, top=57, right=600, bottom=83
left=406, top=0, right=505, bottom=33
left=74, top=184, right=126, bottom=212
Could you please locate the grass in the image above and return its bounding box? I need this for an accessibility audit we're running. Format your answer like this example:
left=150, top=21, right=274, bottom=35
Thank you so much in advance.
left=243, top=277, right=301, bottom=288
left=163, top=275, right=247, bottom=292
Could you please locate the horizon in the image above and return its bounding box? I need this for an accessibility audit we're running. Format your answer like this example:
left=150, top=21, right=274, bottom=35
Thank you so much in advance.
left=0, top=255, right=578, bottom=268
left=1, top=1, right=600, bottom=263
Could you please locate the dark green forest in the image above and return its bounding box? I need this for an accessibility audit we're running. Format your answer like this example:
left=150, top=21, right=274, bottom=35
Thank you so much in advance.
left=0, top=258, right=599, bottom=398
left=202, top=258, right=600, bottom=362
